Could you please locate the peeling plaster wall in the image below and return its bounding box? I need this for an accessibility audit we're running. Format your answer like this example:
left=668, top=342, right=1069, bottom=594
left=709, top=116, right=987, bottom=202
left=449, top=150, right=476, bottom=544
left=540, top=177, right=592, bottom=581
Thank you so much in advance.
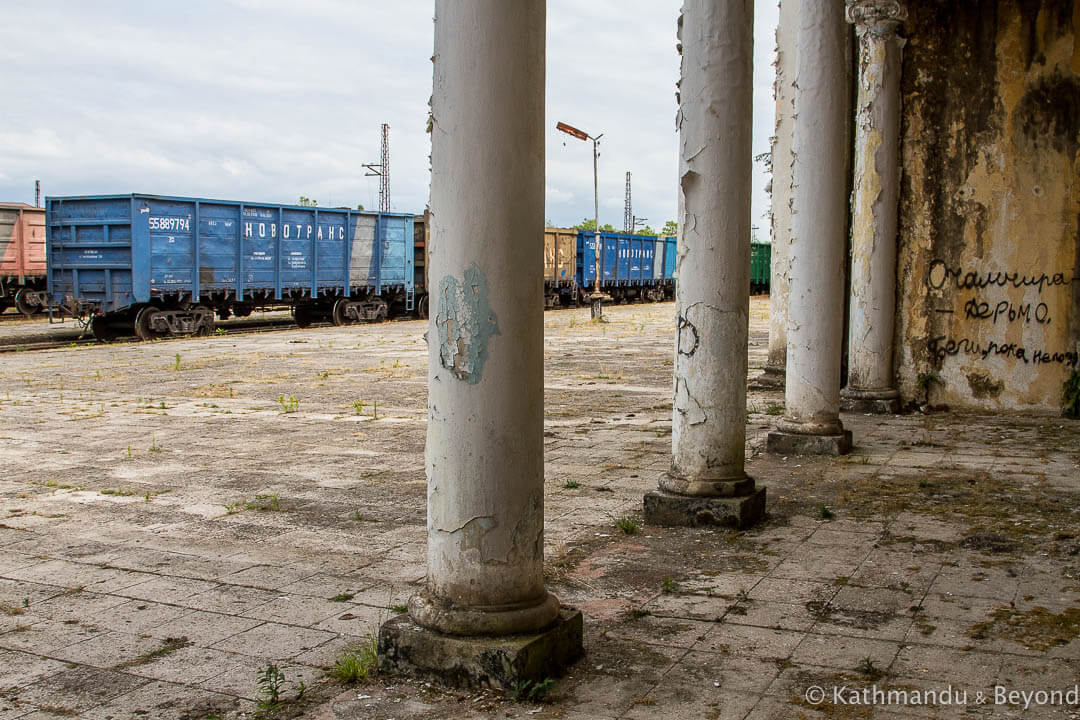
left=896, top=0, right=1080, bottom=411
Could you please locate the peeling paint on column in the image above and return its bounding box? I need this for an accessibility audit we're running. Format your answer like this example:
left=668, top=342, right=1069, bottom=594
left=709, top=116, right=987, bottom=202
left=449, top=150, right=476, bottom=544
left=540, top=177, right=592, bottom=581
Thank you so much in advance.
left=666, top=0, right=752, bottom=488
left=767, top=0, right=799, bottom=376
left=435, top=263, right=500, bottom=384
left=417, top=0, right=558, bottom=637
left=843, top=0, right=905, bottom=409
left=433, top=489, right=542, bottom=568
left=780, top=0, right=850, bottom=434
left=674, top=377, right=707, bottom=426
left=438, top=515, right=496, bottom=555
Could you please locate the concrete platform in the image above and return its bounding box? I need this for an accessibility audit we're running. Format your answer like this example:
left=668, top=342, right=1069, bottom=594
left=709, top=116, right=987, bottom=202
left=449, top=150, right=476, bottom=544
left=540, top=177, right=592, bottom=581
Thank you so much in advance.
left=378, top=609, right=583, bottom=690
left=0, top=297, right=1077, bottom=719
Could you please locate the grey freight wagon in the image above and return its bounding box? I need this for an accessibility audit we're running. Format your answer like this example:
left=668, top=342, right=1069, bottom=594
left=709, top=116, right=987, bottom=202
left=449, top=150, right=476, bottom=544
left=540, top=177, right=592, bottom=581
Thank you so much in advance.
left=46, top=194, right=415, bottom=340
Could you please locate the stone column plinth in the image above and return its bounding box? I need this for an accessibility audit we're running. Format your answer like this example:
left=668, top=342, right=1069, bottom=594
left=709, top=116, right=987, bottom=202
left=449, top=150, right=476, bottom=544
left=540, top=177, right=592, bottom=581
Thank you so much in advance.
left=841, top=0, right=906, bottom=415
left=767, top=0, right=853, bottom=456
left=754, top=0, right=799, bottom=391
left=644, top=0, right=765, bottom=530
left=379, top=0, right=582, bottom=690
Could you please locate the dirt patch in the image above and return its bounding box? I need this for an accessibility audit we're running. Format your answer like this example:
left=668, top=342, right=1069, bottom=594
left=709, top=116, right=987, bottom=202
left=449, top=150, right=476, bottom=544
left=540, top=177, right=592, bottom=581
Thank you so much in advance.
left=806, top=600, right=895, bottom=630
left=968, top=605, right=1080, bottom=651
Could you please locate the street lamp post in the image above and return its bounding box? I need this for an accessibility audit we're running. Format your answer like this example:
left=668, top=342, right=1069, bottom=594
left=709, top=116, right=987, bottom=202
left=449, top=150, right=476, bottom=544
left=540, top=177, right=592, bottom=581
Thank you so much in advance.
left=557, top=121, right=605, bottom=319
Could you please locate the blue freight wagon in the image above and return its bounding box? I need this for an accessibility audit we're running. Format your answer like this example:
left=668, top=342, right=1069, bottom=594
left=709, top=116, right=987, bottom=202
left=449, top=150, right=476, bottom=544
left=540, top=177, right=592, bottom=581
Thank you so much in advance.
left=576, top=231, right=675, bottom=303
left=46, top=194, right=414, bottom=340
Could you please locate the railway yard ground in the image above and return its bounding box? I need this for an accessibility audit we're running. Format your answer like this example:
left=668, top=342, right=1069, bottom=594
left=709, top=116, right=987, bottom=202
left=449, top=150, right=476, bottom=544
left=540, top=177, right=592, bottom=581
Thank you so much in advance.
left=0, top=298, right=1078, bottom=720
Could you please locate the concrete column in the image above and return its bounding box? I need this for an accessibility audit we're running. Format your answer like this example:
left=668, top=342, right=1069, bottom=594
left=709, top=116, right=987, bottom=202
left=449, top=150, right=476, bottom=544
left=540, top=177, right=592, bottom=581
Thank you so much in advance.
left=767, top=0, right=853, bottom=455
left=380, top=0, right=581, bottom=689
left=644, top=0, right=765, bottom=530
left=758, top=0, right=799, bottom=390
left=841, top=0, right=905, bottom=414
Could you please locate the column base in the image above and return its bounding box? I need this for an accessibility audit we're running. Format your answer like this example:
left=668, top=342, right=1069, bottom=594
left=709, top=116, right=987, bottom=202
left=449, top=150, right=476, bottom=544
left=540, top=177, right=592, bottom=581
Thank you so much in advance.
left=409, top=588, right=560, bottom=637
left=767, top=428, right=852, bottom=456
left=840, top=388, right=901, bottom=414
left=378, top=608, right=584, bottom=691
left=748, top=364, right=786, bottom=390
left=643, top=487, right=766, bottom=529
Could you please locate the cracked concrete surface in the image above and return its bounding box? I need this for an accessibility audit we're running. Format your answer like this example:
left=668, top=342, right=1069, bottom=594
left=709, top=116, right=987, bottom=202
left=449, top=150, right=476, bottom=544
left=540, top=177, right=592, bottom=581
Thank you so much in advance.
left=0, top=297, right=1078, bottom=719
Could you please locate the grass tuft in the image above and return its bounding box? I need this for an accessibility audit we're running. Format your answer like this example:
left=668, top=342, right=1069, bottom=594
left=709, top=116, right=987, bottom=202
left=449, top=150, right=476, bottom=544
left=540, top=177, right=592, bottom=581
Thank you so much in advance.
left=330, top=635, right=378, bottom=684
left=615, top=515, right=640, bottom=535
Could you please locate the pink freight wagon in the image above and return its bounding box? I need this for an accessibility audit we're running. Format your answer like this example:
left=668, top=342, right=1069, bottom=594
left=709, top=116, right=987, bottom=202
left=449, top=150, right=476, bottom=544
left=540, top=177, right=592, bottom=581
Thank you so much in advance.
left=0, top=202, right=47, bottom=315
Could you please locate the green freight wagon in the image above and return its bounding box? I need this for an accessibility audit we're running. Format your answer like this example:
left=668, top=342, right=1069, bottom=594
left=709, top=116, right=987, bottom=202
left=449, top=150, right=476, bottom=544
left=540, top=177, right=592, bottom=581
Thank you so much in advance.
left=750, top=241, right=771, bottom=294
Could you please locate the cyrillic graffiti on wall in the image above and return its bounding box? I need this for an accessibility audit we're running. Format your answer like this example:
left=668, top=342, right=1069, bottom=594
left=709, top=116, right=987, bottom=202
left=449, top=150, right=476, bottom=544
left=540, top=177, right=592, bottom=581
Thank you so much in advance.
left=926, top=259, right=1077, bottom=368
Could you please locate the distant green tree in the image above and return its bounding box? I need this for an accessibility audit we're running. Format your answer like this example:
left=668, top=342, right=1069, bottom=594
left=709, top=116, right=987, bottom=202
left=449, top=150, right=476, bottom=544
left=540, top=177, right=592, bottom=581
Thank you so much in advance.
left=661, top=220, right=678, bottom=237
left=298, top=196, right=317, bottom=207
left=634, top=225, right=658, bottom=237
left=572, top=218, right=617, bottom=232
left=356, top=204, right=364, bottom=211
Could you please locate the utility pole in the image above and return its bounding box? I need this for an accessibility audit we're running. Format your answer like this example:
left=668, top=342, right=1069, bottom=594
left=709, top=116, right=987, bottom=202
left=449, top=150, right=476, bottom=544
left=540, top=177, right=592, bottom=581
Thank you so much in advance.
left=556, top=120, right=605, bottom=318
left=363, top=124, right=390, bottom=212
left=34, top=180, right=40, bottom=208
left=624, top=171, right=632, bottom=233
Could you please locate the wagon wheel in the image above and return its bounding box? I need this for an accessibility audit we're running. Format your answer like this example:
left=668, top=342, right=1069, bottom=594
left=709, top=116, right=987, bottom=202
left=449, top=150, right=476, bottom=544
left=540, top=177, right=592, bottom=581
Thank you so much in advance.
left=293, top=305, right=313, bottom=328
left=331, top=298, right=350, bottom=327
left=90, top=315, right=117, bottom=343
left=134, top=305, right=164, bottom=341
left=416, top=295, right=429, bottom=320
left=194, top=306, right=215, bottom=336
left=14, top=288, right=41, bottom=316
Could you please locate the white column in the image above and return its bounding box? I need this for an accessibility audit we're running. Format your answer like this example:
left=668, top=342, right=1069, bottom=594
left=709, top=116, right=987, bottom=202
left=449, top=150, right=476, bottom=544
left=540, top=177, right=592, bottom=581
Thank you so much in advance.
left=646, top=0, right=764, bottom=530
left=770, top=0, right=852, bottom=452
left=666, top=0, right=754, bottom=493
left=764, top=0, right=799, bottom=385
left=410, top=0, right=558, bottom=636
left=842, top=0, right=905, bottom=413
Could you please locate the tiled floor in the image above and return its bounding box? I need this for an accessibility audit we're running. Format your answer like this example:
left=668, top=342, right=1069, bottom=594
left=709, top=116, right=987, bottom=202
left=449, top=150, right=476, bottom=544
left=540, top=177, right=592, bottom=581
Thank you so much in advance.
left=0, top=299, right=1077, bottom=719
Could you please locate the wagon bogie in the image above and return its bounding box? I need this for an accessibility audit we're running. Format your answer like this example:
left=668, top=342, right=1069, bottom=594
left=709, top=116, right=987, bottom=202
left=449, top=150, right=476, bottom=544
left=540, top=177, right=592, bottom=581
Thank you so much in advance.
left=14, top=287, right=47, bottom=315
left=332, top=295, right=389, bottom=324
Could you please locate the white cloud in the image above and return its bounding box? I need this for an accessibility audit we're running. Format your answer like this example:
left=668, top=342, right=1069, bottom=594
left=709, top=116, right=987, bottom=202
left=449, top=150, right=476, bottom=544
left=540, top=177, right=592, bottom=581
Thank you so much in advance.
left=0, top=1, right=775, bottom=227
left=0, top=129, right=66, bottom=159
left=546, top=186, right=574, bottom=204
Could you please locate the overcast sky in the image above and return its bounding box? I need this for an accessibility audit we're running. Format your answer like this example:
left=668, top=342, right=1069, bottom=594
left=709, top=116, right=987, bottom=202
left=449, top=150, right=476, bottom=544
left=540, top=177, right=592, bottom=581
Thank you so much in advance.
left=0, top=1, right=778, bottom=237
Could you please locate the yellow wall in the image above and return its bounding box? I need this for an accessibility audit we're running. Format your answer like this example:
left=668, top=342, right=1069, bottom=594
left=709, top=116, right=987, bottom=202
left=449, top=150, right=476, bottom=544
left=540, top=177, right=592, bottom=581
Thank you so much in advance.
left=897, top=0, right=1079, bottom=411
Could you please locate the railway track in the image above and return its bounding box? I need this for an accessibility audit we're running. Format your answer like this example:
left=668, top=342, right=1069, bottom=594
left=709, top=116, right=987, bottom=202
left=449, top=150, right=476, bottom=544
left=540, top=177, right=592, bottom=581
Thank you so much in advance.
left=0, top=315, right=301, bottom=354
left=0, top=311, right=47, bottom=323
